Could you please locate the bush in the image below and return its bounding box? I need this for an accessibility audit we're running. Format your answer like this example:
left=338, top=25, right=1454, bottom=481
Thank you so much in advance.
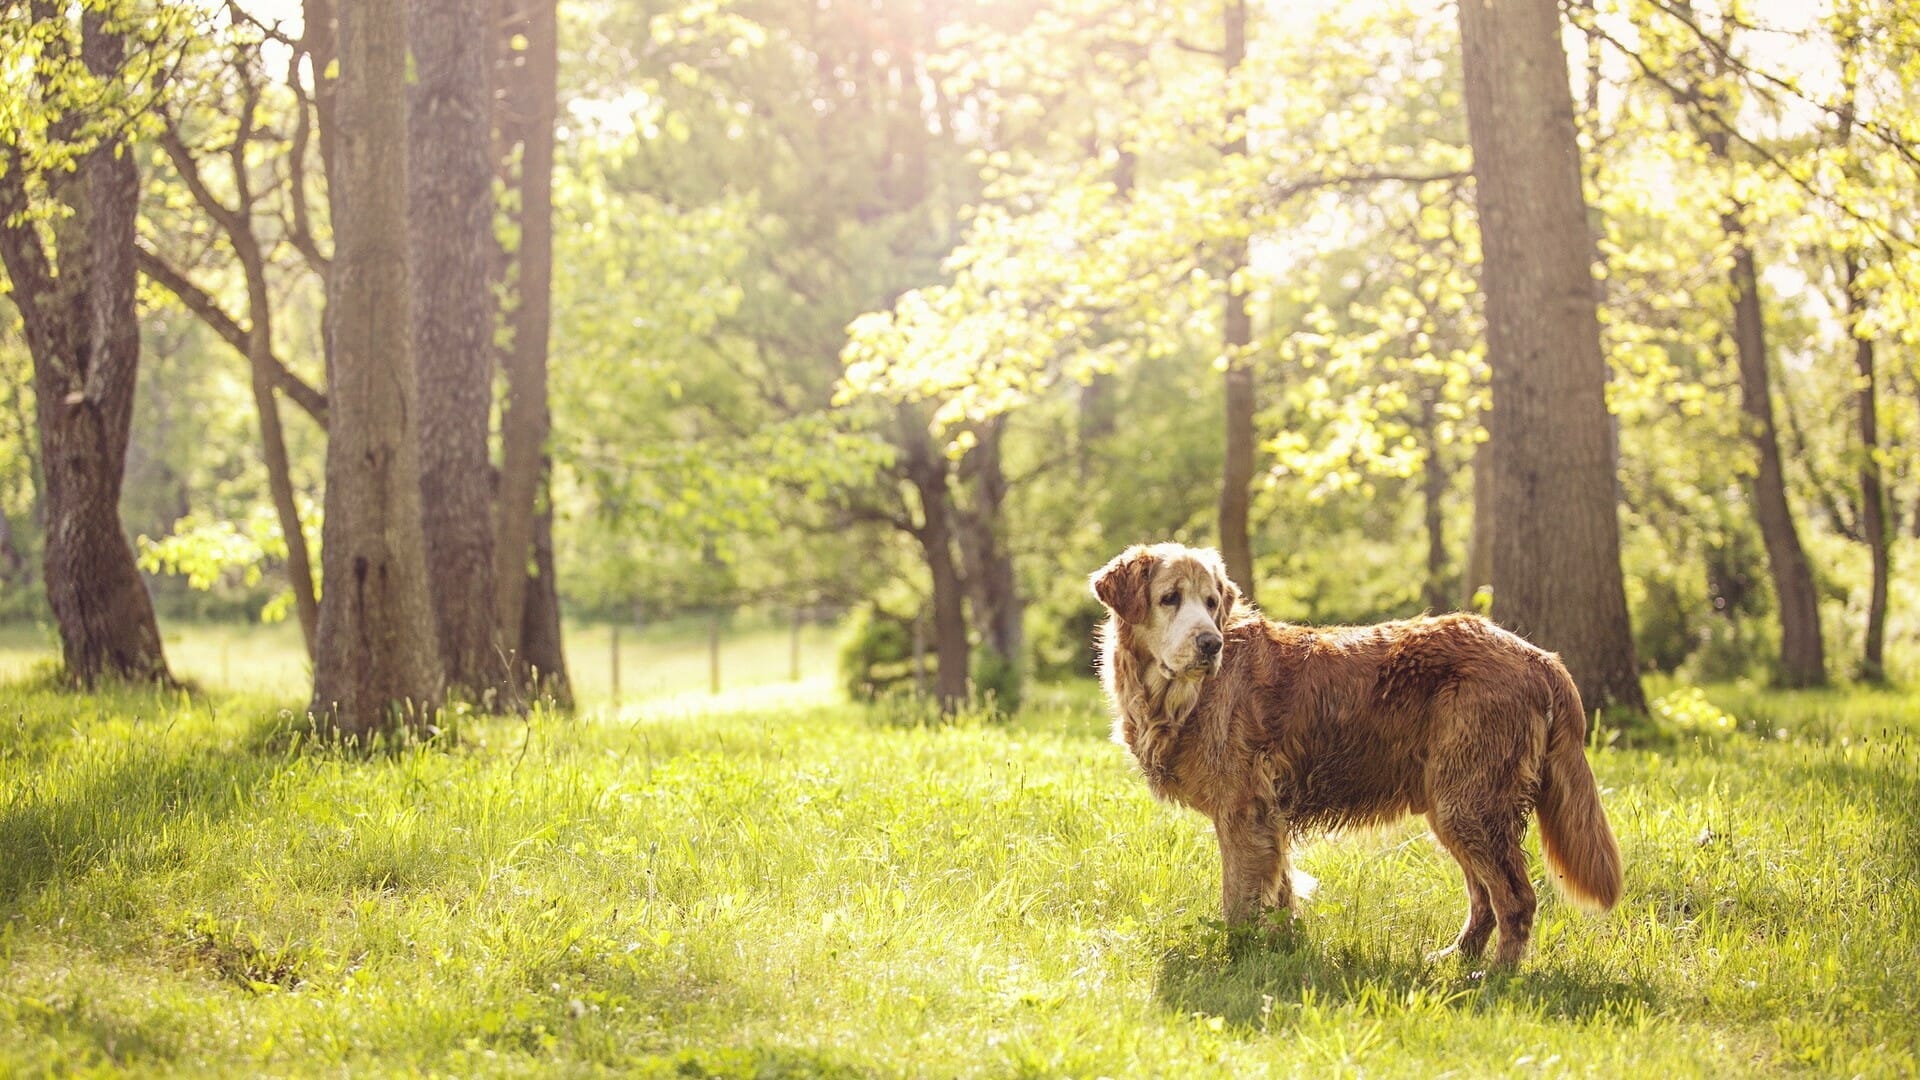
left=969, top=646, right=1022, bottom=715
left=838, top=604, right=920, bottom=702
left=1631, top=573, right=1696, bottom=674
left=1026, top=578, right=1102, bottom=683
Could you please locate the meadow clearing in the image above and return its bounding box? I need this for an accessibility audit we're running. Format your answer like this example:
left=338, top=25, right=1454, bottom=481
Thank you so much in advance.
left=1, top=624, right=1916, bottom=1077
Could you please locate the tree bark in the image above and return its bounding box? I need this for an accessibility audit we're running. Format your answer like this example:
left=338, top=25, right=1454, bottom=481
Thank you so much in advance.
left=1457, top=0, right=1645, bottom=714
left=1835, top=45, right=1888, bottom=684
left=493, top=0, right=567, bottom=705
left=1844, top=251, right=1889, bottom=682
left=1721, top=228, right=1825, bottom=687
left=1216, top=0, right=1256, bottom=601
left=303, top=0, right=339, bottom=191
left=897, top=408, right=969, bottom=712
left=1418, top=396, right=1452, bottom=612
left=410, top=0, right=507, bottom=700
left=309, top=0, right=445, bottom=735
left=955, top=417, right=1024, bottom=705
left=0, top=14, right=171, bottom=687
left=246, top=270, right=321, bottom=655
left=1075, top=88, right=1136, bottom=483
left=1464, top=435, right=1494, bottom=610
left=519, top=471, right=574, bottom=707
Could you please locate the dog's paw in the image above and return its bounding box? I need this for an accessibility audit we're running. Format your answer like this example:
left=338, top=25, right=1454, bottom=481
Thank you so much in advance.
left=1424, top=942, right=1487, bottom=966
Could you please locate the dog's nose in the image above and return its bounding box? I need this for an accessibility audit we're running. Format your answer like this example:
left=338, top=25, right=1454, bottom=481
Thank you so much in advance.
left=1198, top=632, right=1222, bottom=658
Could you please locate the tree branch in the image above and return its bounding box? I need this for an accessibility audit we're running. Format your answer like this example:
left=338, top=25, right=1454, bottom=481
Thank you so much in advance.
left=282, top=36, right=332, bottom=279
left=135, top=243, right=248, bottom=353
left=1170, top=36, right=1222, bottom=59
left=1627, top=0, right=1920, bottom=177
left=157, top=128, right=246, bottom=239
left=1261, top=168, right=1471, bottom=211
left=0, top=156, right=60, bottom=354
left=1584, top=20, right=1909, bottom=253
left=134, top=243, right=330, bottom=427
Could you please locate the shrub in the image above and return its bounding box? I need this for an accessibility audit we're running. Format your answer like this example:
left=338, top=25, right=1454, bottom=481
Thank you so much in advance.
left=838, top=604, right=921, bottom=702
left=969, top=646, right=1022, bottom=715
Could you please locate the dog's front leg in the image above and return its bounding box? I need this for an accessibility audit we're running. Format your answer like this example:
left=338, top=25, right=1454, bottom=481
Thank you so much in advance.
left=1214, top=803, right=1289, bottom=924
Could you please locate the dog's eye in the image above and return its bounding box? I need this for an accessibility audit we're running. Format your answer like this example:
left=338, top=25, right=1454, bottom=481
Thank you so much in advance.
left=1205, top=596, right=1218, bottom=610
left=1160, top=593, right=1179, bottom=608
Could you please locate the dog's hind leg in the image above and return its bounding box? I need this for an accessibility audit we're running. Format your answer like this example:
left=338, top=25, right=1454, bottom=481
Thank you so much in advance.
left=1429, top=801, right=1537, bottom=966
left=1426, top=813, right=1496, bottom=961
left=1425, top=692, right=1545, bottom=966
left=1480, top=829, right=1537, bottom=967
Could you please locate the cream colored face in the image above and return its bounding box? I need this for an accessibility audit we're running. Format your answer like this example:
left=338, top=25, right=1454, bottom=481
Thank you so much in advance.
left=1136, top=554, right=1230, bottom=677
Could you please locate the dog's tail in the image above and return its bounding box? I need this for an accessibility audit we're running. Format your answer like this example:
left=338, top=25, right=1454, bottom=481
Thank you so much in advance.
left=1534, top=657, right=1623, bottom=912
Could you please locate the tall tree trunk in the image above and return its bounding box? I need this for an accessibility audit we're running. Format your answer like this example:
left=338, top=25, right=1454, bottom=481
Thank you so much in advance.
left=1835, top=41, right=1888, bottom=684
left=245, top=274, right=320, bottom=655
left=519, top=470, right=573, bottom=707
left=1721, top=230, right=1825, bottom=687
left=304, top=0, right=339, bottom=189
left=1677, top=8, right=1824, bottom=688
left=310, top=0, right=445, bottom=735
left=1457, top=0, right=1645, bottom=714
left=410, top=0, right=506, bottom=700
left=1418, top=396, right=1451, bottom=612
left=1216, top=0, right=1256, bottom=601
left=0, top=14, right=170, bottom=687
left=956, top=417, right=1024, bottom=707
left=1844, top=252, right=1889, bottom=682
left=897, top=408, right=969, bottom=712
left=493, top=0, right=567, bottom=705
left=1076, top=85, right=1136, bottom=483
left=228, top=87, right=323, bottom=655
left=1464, top=435, right=1494, bottom=610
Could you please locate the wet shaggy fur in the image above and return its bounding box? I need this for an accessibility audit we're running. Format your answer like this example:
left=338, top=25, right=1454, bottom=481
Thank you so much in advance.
left=1092, top=543, right=1623, bottom=966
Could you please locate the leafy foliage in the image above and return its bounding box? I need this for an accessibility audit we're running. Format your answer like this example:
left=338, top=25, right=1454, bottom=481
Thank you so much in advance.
left=8, top=0, right=1920, bottom=694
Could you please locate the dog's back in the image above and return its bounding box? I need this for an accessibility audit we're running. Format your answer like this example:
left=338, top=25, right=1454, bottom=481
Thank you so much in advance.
left=1208, top=612, right=1546, bottom=832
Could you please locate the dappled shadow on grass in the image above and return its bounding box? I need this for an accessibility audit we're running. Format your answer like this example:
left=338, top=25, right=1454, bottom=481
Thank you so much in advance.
left=0, top=738, right=286, bottom=913
left=5, top=989, right=193, bottom=1073
left=1152, top=918, right=1659, bottom=1030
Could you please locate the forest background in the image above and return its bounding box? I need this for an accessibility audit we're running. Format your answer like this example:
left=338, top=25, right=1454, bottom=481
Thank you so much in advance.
left=5, top=0, right=1920, bottom=1074
left=3, top=0, right=1919, bottom=721
left=6, top=0, right=1919, bottom=723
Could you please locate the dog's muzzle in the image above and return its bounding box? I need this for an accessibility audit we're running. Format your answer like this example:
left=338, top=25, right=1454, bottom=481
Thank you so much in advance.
left=1191, top=631, right=1224, bottom=675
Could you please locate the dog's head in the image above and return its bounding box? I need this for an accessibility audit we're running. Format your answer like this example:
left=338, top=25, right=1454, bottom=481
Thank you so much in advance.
left=1090, top=543, right=1240, bottom=677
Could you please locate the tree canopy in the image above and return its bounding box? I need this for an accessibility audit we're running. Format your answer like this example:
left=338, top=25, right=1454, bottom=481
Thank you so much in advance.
left=3, top=0, right=1919, bottom=710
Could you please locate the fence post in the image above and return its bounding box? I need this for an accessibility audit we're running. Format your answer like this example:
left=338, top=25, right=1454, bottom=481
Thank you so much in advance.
left=790, top=606, right=803, bottom=682
left=610, top=623, right=621, bottom=708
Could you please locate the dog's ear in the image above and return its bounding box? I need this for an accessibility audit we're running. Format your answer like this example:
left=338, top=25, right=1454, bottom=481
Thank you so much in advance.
left=1206, top=550, right=1242, bottom=626
left=1214, top=570, right=1240, bottom=627
left=1091, top=547, right=1153, bottom=624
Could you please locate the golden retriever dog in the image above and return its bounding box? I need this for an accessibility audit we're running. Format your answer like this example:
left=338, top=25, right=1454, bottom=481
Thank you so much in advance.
left=1091, top=542, right=1622, bottom=966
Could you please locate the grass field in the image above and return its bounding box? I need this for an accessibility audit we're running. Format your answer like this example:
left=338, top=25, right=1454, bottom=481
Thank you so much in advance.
left=2, top=627, right=1917, bottom=1076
